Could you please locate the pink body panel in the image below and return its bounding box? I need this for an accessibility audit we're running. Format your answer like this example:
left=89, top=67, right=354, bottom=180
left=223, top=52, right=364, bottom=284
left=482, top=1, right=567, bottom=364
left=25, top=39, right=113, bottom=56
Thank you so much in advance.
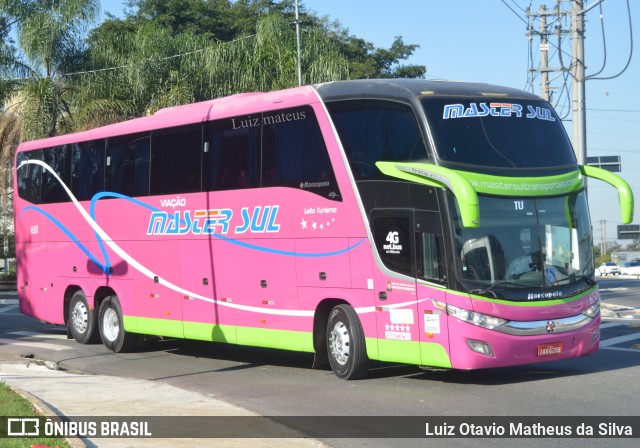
left=13, top=84, right=371, bottom=335
left=446, top=314, right=600, bottom=369
left=13, top=84, right=600, bottom=371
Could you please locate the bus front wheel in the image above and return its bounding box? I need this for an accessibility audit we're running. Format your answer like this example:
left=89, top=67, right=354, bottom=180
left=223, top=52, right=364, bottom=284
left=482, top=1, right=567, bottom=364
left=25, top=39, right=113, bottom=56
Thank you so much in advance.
left=327, top=304, right=369, bottom=380
left=98, top=296, right=138, bottom=353
left=68, top=290, right=99, bottom=344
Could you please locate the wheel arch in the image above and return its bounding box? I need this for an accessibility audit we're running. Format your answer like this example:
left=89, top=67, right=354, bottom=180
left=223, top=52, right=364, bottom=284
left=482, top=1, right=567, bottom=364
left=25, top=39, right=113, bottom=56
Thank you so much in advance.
left=94, top=285, right=118, bottom=313
left=311, top=297, right=350, bottom=369
left=63, top=285, right=83, bottom=326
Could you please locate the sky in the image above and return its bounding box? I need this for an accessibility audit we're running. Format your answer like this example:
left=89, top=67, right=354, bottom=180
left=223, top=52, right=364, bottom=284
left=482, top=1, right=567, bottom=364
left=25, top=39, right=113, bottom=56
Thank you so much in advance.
left=100, top=0, right=639, bottom=247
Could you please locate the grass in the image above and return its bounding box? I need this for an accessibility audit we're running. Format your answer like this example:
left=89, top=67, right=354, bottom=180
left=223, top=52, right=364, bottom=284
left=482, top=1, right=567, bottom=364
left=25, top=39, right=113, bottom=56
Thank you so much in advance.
left=0, top=381, right=70, bottom=448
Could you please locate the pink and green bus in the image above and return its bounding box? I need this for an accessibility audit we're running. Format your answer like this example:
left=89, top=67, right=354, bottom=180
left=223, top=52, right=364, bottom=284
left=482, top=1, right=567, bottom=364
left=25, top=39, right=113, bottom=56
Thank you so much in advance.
left=14, top=80, right=633, bottom=379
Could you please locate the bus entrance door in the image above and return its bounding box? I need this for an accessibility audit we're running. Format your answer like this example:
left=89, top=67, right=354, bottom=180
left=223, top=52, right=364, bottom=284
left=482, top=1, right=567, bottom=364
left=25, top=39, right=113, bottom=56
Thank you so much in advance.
left=370, top=209, right=421, bottom=366
left=413, top=211, right=452, bottom=369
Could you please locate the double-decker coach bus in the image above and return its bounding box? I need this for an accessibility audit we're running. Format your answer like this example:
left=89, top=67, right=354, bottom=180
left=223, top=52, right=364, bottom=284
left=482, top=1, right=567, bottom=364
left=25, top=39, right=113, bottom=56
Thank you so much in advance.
left=14, top=79, right=633, bottom=379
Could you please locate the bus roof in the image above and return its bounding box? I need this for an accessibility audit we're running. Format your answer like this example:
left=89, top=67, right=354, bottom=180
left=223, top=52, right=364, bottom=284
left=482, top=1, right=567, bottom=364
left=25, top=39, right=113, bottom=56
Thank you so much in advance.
left=17, top=79, right=541, bottom=151
left=313, top=79, right=541, bottom=103
left=16, top=86, right=317, bottom=151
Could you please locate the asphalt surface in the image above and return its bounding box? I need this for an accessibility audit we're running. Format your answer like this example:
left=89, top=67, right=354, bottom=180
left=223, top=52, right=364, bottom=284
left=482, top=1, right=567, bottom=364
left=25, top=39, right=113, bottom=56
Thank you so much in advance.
left=2, top=278, right=639, bottom=448
left=0, top=291, right=325, bottom=448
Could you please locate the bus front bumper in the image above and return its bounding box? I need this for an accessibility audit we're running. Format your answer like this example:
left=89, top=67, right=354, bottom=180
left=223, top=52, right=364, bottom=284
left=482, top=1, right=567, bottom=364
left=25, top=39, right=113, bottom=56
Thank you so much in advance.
left=446, top=313, right=600, bottom=370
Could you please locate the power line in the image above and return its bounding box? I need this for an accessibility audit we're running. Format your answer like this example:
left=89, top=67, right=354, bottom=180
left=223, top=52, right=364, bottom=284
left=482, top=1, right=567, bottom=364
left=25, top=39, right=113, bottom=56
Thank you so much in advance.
left=588, top=108, right=640, bottom=113
left=2, top=33, right=258, bottom=81
left=499, top=0, right=530, bottom=25
left=587, top=0, right=634, bottom=81
left=523, top=0, right=637, bottom=165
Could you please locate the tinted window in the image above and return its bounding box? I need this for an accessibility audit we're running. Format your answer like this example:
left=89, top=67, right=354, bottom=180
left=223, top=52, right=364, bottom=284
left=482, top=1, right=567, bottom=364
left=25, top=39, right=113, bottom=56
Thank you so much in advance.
left=151, top=124, right=202, bottom=195
left=415, top=211, right=446, bottom=284
left=418, top=232, right=444, bottom=282
left=261, top=106, right=340, bottom=200
left=371, top=210, right=414, bottom=277
left=16, top=150, right=43, bottom=204
left=423, top=98, right=576, bottom=169
left=326, top=100, right=428, bottom=180
left=71, top=140, right=105, bottom=201
left=41, top=145, right=71, bottom=203
left=106, top=132, right=150, bottom=197
left=205, top=114, right=260, bottom=191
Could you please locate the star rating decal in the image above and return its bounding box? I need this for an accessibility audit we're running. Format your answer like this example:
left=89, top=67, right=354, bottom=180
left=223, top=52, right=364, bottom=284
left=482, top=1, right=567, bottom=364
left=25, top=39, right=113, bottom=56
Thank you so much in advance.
left=300, top=216, right=336, bottom=231
left=385, top=323, right=411, bottom=332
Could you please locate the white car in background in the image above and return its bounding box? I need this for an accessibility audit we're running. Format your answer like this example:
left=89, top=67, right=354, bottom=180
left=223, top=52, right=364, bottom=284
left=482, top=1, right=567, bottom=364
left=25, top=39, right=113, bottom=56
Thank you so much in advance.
left=620, top=261, right=640, bottom=276
left=598, top=262, right=621, bottom=276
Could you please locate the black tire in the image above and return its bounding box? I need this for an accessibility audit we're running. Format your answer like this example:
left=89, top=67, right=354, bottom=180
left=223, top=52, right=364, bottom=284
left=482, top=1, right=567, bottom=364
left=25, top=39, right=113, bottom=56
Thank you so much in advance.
left=98, top=296, right=138, bottom=353
left=68, top=290, right=99, bottom=344
left=326, top=304, right=369, bottom=380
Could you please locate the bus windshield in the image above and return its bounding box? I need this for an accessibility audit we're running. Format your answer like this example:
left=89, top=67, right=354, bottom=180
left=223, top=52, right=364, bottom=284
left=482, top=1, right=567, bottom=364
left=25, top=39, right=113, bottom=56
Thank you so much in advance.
left=449, top=191, right=594, bottom=293
left=422, top=97, right=576, bottom=169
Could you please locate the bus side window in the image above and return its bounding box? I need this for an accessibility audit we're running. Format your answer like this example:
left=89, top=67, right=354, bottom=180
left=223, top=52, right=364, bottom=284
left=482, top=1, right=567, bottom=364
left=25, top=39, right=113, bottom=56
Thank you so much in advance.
left=261, top=106, right=340, bottom=201
left=71, top=139, right=105, bottom=201
left=414, top=210, right=446, bottom=285
left=371, top=212, right=415, bottom=278
left=204, top=115, right=260, bottom=191
left=106, top=132, right=150, bottom=197
left=150, top=124, right=202, bottom=196
left=417, top=232, right=445, bottom=283
left=41, top=145, right=71, bottom=204
left=17, top=150, right=44, bottom=204
left=326, top=99, right=429, bottom=180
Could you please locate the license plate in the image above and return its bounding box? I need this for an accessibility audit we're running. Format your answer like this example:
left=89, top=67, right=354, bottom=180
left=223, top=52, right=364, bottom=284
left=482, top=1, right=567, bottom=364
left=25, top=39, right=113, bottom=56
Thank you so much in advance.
left=537, top=343, right=563, bottom=357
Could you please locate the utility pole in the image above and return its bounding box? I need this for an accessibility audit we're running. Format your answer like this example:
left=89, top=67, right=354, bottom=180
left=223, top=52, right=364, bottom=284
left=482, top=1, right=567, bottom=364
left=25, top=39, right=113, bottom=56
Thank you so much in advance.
left=526, top=3, right=569, bottom=103
left=540, top=4, right=550, bottom=101
left=294, top=0, right=303, bottom=87
left=600, top=220, right=607, bottom=256
left=571, top=0, right=587, bottom=165
left=526, top=0, right=587, bottom=163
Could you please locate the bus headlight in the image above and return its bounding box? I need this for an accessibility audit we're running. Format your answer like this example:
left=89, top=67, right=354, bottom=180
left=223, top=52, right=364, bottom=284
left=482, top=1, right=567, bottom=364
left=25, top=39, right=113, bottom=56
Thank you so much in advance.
left=583, top=301, right=600, bottom=318
left=433, top=300, right=507, bottom=330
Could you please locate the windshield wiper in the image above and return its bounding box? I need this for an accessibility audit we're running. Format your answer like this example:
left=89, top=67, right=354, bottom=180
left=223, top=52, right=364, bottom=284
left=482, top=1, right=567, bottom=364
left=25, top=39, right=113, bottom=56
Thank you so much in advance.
left=566, top=274, right=597, bottom=292
left=470, top=280, right=527, bottom=299
left=577, top=275, right=597, bottom=286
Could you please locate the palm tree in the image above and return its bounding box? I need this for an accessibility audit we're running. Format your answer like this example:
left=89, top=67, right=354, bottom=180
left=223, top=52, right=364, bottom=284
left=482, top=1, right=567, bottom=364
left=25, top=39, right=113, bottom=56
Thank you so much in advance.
left=0, top=0, right=99, bottom=266
left=0, top=0, right=100, bottom=139
left=74, top=12, right=348, bottom=124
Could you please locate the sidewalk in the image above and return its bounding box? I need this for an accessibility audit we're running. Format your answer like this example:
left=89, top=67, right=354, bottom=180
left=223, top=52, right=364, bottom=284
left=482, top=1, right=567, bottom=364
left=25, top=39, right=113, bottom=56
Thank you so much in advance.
left=0, top=361, right=326, bottom=448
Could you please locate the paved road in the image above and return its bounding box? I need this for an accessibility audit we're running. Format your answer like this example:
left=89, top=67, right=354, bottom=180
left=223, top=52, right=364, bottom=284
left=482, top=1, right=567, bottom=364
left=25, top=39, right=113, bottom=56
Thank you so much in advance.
left=1, top=281, right=640, bottom=448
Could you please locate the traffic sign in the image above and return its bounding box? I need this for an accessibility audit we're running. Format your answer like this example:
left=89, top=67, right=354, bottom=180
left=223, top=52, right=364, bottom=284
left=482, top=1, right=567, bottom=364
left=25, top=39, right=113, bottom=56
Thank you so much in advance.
left=586, top=155, right=621, bottom=172
left=618, top=224, right=640, bottom=240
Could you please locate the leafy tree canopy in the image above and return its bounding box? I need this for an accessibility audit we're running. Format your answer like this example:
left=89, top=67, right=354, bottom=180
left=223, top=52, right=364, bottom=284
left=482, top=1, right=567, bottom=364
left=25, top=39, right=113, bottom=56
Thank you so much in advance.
left=98, top=0, right=426, bottom=80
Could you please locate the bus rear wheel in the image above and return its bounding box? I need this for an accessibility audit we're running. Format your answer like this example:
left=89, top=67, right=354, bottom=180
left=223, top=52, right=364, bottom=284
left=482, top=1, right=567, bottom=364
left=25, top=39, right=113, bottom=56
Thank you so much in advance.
left=68, top=291, right=99, bottom=344
left=327, top=304, right=369, bottom=380
left=98, top=296, right=138, bottom=353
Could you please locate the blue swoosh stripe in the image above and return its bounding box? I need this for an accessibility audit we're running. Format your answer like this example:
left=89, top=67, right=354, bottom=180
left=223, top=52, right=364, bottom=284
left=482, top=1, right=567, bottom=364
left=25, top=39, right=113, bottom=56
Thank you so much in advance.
left=23, top=190, right=366, bottom=265
left=19, top=206, right=108, bottom=272
left=91, top=192, right=366, bottom=258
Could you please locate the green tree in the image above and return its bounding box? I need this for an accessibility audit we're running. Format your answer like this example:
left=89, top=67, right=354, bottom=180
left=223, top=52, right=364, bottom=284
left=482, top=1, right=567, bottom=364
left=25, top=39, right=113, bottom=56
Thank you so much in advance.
left=113, top=0, right=425, bottom=81
left=317, top=17, right=426, bottom=79
left=0, top=0, right=100, bottom=139
left=73, top=12, right=348, bottom=125
left=0, top=1, right=99, bottom=263
left=126, top=0, right=238, bottom=40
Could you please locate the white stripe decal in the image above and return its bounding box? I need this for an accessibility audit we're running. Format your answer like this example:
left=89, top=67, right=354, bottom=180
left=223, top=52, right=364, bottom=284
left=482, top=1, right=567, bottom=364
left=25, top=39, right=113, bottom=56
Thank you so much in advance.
left=19, top=160, right=427, bottom=317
